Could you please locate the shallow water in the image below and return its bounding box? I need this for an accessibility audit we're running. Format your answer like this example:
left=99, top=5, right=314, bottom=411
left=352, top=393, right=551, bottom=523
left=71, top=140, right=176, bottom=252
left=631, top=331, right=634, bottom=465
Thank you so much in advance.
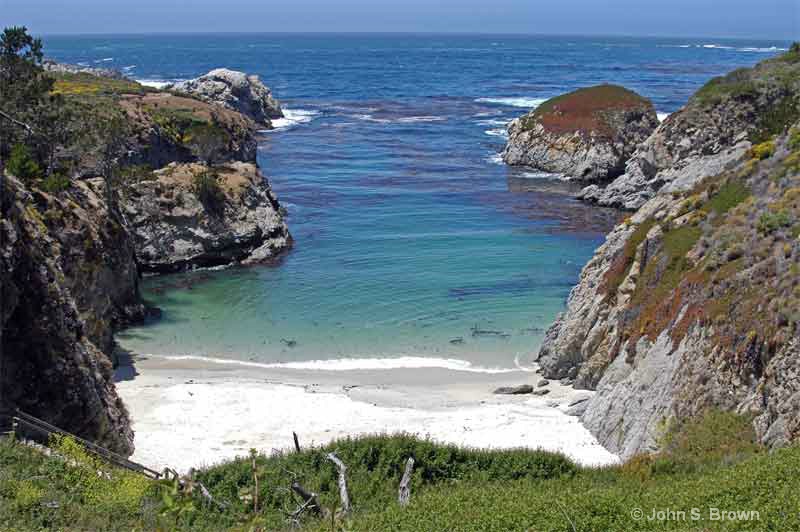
left=47, top=34, right=789, bottom=370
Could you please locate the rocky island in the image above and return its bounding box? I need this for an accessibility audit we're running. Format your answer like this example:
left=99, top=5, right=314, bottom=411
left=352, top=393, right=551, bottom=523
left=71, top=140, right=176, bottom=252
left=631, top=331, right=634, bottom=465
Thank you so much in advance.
left=503, top=84, right=659, bottom=182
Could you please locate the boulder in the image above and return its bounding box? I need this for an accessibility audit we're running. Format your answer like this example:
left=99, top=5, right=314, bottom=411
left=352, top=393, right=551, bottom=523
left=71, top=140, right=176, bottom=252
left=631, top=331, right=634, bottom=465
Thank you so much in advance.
left=169, top=69, right=283, bottom=127
left=493, top=384, right=534, bottom=395
left=503, top=84, right=658, bottom=182
left=121, top=162, right=291, bottom=273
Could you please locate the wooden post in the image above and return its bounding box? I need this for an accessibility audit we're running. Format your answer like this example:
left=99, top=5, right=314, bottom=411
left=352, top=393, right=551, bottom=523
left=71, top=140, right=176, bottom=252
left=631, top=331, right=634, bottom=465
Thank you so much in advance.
left=398, top=457, right=415, bottom=506
left=326, top=452, right=351, bottom=514
left=293, top=431, right=301, bottom=453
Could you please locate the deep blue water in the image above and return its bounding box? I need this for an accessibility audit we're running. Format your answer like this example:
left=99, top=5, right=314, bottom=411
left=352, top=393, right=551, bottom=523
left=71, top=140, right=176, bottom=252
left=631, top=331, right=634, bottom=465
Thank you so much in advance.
left=46, top=34, right=789, bottom=370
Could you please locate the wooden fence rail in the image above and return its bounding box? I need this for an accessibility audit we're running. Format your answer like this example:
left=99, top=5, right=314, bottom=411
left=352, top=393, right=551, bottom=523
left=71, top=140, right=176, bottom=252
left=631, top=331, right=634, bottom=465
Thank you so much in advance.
left=8, top=409, right=161, bottom=480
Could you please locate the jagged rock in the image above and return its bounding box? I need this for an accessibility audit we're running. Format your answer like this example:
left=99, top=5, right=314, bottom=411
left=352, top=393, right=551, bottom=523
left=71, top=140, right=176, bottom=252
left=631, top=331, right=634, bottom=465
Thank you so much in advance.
left=503, top=85, right=658, bottom=181
left=532, top=389, right=550, bottom=396
left=581, top=52, right=800, bottom=209
left=537, top=379, right=550, bottom=387
left=169, top=69, right=283, bottom=127
left=536, top=48, right=800, bottom=459
left=1, top=175, right=139, bottom=455
left=493, top=385, right=534, bottom=395
left=43, top=59, right=126, bottom=80
left=121, top=162, right=291, bottom=273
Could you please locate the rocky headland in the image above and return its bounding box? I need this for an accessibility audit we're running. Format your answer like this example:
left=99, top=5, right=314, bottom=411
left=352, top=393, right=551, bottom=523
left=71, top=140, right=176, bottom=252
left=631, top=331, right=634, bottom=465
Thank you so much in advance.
left=503, top=84, right=659, bottom=182
left=168, top=68, right=284, bottom=128
left=1, top=65, right=291, bottom=454
left=536, top=47, right=800, bottom=459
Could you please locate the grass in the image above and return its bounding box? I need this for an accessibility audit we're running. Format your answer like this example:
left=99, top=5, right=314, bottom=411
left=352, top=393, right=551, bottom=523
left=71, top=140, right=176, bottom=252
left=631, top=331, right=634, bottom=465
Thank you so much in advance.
left=1, top=411, right=798, bottom=531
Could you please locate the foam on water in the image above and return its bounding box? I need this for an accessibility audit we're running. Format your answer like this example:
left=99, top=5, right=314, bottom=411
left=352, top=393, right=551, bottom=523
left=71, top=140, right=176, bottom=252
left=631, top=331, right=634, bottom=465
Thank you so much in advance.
left=149, top=354, right=534, bottom=374
left=268, top=108, right=321, bottom=130
left=136, top=79, right=175, bottom=89
left=657, top=112, right=670, bottom=122
left=475, top=97, right=548, bottom=108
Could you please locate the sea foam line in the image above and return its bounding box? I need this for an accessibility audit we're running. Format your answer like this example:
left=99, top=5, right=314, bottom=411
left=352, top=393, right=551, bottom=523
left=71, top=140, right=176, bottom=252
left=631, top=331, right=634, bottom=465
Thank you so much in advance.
left=475, top=97, right=548, bottom=108
left=268, top=108, right=320, bottom=131
left=146, top=354, right=534, bottom=374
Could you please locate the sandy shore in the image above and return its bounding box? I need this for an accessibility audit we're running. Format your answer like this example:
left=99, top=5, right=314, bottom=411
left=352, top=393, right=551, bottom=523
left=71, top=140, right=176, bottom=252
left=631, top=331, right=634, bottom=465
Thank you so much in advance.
left=114, top=353, right=619, bottom=472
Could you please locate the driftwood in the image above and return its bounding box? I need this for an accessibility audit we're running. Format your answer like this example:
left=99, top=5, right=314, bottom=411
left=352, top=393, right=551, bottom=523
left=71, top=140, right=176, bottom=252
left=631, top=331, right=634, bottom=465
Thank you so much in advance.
left=291, top=480, right=326, bottom=518
left=398, top=457, right=415, bottom=506
left=326, top=452, right=351, bottom=514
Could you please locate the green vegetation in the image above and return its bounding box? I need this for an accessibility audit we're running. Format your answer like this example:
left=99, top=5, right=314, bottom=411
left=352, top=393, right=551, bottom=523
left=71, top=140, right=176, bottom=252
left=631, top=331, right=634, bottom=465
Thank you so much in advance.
left=2, top=411, right=798, bottom=531
left=6, top=143, right=41, bottom=180
left=51, top=71, right=149, bottom=98
left=193, top=168, right=227, bottom=215
left=703, top=179, right=751, bottom=215
left=757, top=209, right=793, bottom=234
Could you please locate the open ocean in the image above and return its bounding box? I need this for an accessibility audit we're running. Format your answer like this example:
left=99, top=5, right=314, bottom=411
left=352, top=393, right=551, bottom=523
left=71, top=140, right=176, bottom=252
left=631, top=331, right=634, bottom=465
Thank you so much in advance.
left=45, top=33, right=789, bottom=372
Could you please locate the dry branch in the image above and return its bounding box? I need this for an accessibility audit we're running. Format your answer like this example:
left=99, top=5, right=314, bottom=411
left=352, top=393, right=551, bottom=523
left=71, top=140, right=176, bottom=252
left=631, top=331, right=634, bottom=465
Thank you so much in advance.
left=326, top=452, right=351, bottom=514
left=290, top=480, right=326, bottom=518
left=398, top=457, right=415, bottom=506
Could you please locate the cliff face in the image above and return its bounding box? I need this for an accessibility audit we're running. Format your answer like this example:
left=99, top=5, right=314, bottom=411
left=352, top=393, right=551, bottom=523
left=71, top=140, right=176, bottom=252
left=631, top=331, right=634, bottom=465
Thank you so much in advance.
left=503, top=85, right=658, bottom=182
left=121, top=162, right=291, bottom=273
left=1, top=68, right=292, bottom=454
left=1, top=175, right=137, bottom=454
left=537, top=49, right=800, bottom=459
left=580, top=51, right=800, bottom=210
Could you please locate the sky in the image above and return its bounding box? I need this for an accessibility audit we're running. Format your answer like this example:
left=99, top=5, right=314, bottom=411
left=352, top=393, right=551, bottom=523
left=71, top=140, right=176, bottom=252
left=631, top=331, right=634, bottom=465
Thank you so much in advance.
left=1, top=0, right=797, bottom=40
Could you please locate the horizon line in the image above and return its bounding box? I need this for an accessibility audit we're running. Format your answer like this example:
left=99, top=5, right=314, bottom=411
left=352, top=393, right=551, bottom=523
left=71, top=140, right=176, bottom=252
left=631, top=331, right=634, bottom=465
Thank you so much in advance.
left=32, top=30, right=796, bottom=43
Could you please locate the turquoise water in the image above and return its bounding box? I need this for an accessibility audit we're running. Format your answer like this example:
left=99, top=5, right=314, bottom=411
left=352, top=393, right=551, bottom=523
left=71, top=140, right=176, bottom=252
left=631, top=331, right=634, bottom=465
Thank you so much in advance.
left=47, top=34, right=789, bottom=370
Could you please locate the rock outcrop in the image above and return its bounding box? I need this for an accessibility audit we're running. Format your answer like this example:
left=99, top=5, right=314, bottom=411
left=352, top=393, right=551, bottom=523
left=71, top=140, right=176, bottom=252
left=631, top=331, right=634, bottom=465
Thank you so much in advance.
left=580, top=51, right=800, bottom=209
left=536, top=48, right=800, bottom=459
left=1, top=175, right=141, bottom=455
left=503, top=85, right=658, bottom=182
left=121, top=162, right=290, bottom=273
left=169, top=69, right=284, bottom=128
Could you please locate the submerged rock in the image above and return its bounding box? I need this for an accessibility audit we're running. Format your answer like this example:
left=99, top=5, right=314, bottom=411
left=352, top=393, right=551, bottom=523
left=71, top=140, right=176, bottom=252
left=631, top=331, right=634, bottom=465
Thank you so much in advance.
left=122, top=162, right=291, bottom=273
left=169, top=68, right=284, bottom=127
left=503, top=84, right=658, bottom=182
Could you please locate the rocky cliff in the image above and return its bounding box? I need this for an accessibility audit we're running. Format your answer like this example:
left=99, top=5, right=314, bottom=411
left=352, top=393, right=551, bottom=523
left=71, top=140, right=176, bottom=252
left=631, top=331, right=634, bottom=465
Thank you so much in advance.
left=121, top=162, right=290, bottom=273
left=169, top=69, right=284, bottom=128
left=1, top=175, right=139, bottom=454
left=537, top=48, right=800, bottom=459
left=503, top=85, right=658, bottom=182
left=580, top=51, right=800, bottom=210
left=1, top=67, right=292, bottom=454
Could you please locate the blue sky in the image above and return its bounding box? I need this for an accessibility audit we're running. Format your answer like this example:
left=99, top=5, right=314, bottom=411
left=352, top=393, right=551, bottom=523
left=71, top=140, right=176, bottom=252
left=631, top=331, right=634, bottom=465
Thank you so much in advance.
left=2, top=0, right=797, bottom=39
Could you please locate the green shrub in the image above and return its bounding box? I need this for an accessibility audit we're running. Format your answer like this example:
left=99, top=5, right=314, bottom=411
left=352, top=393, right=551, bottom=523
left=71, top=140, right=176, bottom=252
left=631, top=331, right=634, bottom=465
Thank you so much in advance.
left=6, top=143, right=41, bottom=180
left=758, top=209, right=793, bottom=234
left=40, top=172, right=71, bottom=193
left=192, top=169, right=226, bottom=214
left=749, top=140, right=776, bottom=160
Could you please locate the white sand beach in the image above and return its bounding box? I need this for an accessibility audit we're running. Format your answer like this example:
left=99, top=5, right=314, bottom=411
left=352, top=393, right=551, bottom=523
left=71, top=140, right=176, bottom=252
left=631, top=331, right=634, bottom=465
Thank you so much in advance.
left=115, top=353, right=619, bottom=473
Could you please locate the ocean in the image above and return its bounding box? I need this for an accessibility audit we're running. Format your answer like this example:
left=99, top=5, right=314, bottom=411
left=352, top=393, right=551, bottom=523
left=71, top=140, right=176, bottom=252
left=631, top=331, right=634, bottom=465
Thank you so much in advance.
left=45, top=33, right=789, bottom=372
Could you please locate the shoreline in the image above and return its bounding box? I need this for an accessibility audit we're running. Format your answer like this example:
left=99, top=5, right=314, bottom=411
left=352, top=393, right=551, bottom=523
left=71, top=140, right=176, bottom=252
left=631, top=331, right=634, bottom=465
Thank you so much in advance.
left=114, top=352, right=619, bottom=472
